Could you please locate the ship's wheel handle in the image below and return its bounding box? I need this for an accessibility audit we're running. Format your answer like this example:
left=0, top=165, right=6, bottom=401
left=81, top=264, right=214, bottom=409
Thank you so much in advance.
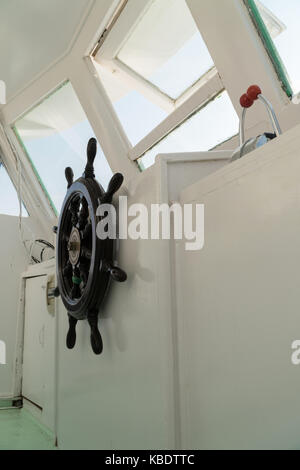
left=88, top=309, right=103, bottom=355
left=65, top=167, right=74, bottom=188
left=101, top=173, right=124, bottom=204
left=66, top=314, right=77, bottom=350
left=84, top=137, right=97, bottom=179
left=103, top=260, right=127, bottom=282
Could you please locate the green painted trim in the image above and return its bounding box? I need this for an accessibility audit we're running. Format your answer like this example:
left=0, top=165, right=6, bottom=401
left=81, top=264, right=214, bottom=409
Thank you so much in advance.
left=16, top=80, right=69, bottom=122
left=0, top=399, right=13, bottom=408
left=137, top=159, right=146, bottom=172
left=13, top=125, right=58, bottom=216
left=245, top=0, right=293, bottom=98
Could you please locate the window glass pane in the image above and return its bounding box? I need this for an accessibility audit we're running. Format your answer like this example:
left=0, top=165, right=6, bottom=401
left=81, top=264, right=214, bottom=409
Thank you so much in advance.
left=114, top=90, right=168, bottom=146
left=117, top=0, right=214, bottom=99
left=95, top=60, right=168, bottom=146
left=0, top=163, right=28, bottom=216
left=14, top=82, right=112, bottom=214
left=138, top=91, right=239, bottom=170
left=253, top=0, right=300, bottom=94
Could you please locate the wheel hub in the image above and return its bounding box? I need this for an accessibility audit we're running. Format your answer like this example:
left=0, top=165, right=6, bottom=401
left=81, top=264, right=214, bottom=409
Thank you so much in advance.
left=68, top=227, right=81, bottom=266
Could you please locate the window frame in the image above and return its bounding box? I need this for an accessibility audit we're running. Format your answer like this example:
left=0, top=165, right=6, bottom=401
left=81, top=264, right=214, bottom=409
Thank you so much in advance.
left=245, top=0, right=293, bottom=99
left=92, top=0, right=225, bottom=162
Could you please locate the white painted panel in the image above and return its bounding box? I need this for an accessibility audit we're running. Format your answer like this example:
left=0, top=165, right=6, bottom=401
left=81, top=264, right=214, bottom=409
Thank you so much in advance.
left=21, top=261, right=57, bottom=432
left=0, top=216, right=27, bottom=398
left=0, top=0, right=92, bottom=99
left=56, top=167, right=174, bottom=450
left=177, top=126, right=300, bottom=449
left=163, top=152, right=231, bottom=202
left=23, top=276, right=46, bottom=408
left=22, top=272, right=57, bottom=431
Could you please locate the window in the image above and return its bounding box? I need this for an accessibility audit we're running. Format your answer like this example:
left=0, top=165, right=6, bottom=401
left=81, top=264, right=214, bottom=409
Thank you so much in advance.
left=93, top=0, right=236, bottom=169
left=14, top=82, right=112, bottom=214
left=138, top=91, right=239, bottom=169
left=94, top=0, right=222, bottom=148
left=116, top=0, right=214, bottom=99
left=247, top=0, right=298, bottom=96
left=0, top=163, right=27, bottom=217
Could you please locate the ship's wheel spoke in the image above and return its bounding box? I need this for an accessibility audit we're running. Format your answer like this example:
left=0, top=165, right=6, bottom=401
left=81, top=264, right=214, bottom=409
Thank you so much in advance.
left=69, top=194, right=81, bottom=225
left=79, top=262, right=89, bottom=288
left=63, top=229, right=72, bottom=254
left=82, top=222, right=92, bottom=241
left=81, top=246, right=92, bottom=260
left=78, top=198, right=89, bottom=230
left=63, top=261, right=73, bottom=278
left=70, top=267, right=82, bottom=300
left=61, top=231, right=70, bottom=243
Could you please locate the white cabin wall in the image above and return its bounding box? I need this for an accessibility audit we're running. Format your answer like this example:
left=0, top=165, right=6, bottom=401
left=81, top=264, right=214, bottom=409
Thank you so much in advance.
left=176, top=123, right=300, bottom=449
left=0, top=216, right=28, bottom=398
left=55, top=165, right=175, bottom=450
left=55, top=151, right=231, bottom=449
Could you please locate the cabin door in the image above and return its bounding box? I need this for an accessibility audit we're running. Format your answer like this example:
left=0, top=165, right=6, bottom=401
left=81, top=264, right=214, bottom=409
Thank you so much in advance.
left=22, top=275, right=55, bottom=411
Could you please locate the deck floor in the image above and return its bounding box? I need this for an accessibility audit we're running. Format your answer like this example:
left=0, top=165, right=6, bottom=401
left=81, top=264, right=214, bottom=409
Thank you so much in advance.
left=0, top=408, right=56, bottom=450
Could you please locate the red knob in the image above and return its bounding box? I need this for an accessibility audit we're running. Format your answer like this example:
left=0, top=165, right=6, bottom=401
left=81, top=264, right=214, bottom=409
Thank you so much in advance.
left=247, top=85, right=261, bottom=101
left=240, top=93, right=254, bottom=108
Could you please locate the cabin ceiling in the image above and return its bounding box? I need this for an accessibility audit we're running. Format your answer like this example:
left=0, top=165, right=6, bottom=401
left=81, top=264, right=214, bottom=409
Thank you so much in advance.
left=0, top=0, right=93, bottom=101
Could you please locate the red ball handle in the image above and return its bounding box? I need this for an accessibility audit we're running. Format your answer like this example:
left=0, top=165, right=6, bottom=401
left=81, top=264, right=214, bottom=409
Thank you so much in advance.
left=247, top=85, right=262, bottom=101
left=240, top=93, right=254, bottom=108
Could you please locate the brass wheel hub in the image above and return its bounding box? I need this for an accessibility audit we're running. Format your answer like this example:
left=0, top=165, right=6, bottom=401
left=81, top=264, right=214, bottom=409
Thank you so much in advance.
left=68, top=227, right=81, bottom=266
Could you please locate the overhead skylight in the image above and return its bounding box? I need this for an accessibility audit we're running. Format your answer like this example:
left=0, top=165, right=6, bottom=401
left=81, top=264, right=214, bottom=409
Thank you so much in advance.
left=117, top=0, right=214, bottom=99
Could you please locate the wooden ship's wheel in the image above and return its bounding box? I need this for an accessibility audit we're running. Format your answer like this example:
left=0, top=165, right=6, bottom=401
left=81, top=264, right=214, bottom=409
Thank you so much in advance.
left=54, top=138, right=127, bottom=355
